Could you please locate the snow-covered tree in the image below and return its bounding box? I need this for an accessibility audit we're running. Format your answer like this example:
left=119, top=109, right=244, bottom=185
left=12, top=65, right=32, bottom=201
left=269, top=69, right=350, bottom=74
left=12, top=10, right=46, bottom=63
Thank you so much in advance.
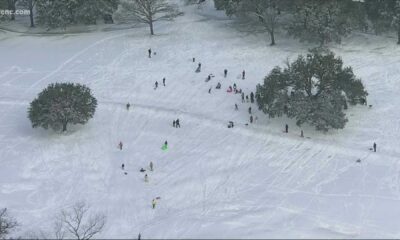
left=391, top=0, right=400, bottom=44
left=114, top=0, right=181, bottom=35
left=256, top=48, right=368, bottom=132
left=36, top=0, right=118, bottom=29
left=18, top=0, right=37, bottom=27
left=287, top=0, right=351, bottom=46
left=28, top=83, right=97, bottom=132
left=216, top=0, right=287, bottom=45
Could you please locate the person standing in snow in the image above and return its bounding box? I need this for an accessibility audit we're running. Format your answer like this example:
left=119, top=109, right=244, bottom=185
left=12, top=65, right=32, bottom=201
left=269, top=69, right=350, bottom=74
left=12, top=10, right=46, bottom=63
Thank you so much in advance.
left=195, top=63, right=202, bottom=73
left=118, top=141, right=123, bottom=150
left=235, top=104, right=238, bottom=111
left=148, top=48, right=152, bottom=58
left=373, top=142, right=377, bottom=152
left=126, top=103, right=130, bottom=110
left=301, top=130, right=304, bottom=138
left=224, top=69, right=228, bottom=77
left=250, top=92, right=254, bottom=103
left=122, top=163, right=125, bottom=170
left=173, top=120, right=176, bottom=128
left=163, top=77, right=166, bottom=86
left=150, top=162, right=153, bottom=171
left=154, top=81, right=158, bottom=89
left=209, top=87, right=211, bottom=94
left=285, top=124, right=288, bottom=133
left=138, top=233, right=141, bottom=240
left=242, top=70, right=245, bottom=80
left=165, top=141, right=168, bottom=147
left=193, top=57, right=195, bottom=62
left=248, top=107, right=251, bottom=114
left=176, top=119, right=180, bottom=128
left=152, top=199, right=156, bottom=209
left=144, top=174, right=149, bottom=182
left=241, top=92, right=245, bottom=103
left=250, top=115, right=253, bottom=123
left=246, top=95, right=249, bottom=102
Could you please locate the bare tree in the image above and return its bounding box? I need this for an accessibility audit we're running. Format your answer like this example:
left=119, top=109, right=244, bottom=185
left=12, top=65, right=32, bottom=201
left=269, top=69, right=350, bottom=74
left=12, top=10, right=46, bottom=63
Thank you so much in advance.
left=237, top=0, right=281, bottom=46
left=0, top=208, right=18, bottom=239
left=56, top=202, right=106, bottom=240
left=18, top=0, right=37, bottom=27
left=114, top=0, right=181, bottom=35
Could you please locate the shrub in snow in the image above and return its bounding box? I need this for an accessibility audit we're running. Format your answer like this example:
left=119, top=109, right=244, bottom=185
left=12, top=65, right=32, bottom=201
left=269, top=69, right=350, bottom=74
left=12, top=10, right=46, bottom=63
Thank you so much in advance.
left=28, top=83, right=97, bottom=132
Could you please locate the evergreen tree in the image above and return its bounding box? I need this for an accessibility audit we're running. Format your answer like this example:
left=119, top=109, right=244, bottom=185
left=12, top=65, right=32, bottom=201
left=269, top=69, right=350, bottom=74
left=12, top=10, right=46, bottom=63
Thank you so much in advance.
left=287, top=0, right=351, bottom=46
left=36, top=0, right=118, bottom=29
left=256, top=48, right=368, bottom=132
left=28, top=83, right=97, bottom=132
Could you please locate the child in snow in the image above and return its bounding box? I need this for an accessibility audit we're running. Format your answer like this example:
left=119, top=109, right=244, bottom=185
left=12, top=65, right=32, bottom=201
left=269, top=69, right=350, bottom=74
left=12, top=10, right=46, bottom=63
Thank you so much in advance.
left=154, top=81, right=158, bottom=89
left=118, top=141, right=123, bottom=150
left=224, top=69, right=228, bottom=77
left=148, top=48, right=152, bottom=58
left=152, top=199, right=156, bottom=209
left=227, top=86, right=233, bottom=93
left=144, top=174, right=149, bottom=182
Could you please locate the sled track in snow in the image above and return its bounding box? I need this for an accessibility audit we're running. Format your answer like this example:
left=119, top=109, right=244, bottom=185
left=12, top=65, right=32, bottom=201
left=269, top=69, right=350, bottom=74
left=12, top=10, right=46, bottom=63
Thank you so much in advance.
left=1, top=97, right=397, bottom=164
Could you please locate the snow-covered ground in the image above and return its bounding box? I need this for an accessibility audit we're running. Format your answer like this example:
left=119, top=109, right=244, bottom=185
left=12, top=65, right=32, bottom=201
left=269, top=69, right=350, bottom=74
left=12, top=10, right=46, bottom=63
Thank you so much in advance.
left=1, top=2, right=400, bottom=238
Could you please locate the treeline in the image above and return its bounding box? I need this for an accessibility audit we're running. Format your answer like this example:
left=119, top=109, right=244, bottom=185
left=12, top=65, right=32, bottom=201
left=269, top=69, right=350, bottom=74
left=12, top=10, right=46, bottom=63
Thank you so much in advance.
left=0, top=0, right=180, bottom=34
left=214, top=0, right=400, bottom=45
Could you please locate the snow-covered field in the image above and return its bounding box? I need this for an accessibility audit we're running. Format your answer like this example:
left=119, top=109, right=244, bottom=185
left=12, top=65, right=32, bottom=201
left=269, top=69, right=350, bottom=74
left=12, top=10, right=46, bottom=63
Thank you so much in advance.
left=1, top=3, right=400, bottom=238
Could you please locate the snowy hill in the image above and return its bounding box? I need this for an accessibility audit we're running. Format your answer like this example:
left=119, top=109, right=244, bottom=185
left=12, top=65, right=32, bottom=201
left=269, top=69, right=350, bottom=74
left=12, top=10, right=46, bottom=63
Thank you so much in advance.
left=1, top=2, right=400, bottom=238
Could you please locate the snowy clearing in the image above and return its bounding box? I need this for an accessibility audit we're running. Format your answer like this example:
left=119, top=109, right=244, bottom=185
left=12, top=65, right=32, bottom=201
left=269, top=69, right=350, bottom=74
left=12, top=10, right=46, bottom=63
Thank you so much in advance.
left=1, top=2, right=400, bottom=239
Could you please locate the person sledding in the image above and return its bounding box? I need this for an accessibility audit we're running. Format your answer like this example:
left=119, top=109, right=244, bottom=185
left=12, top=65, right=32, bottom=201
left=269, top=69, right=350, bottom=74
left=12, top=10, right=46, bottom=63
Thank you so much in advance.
left=161, top=141, right=168, bottom=151
left=227, top=86, right=233, bottom=93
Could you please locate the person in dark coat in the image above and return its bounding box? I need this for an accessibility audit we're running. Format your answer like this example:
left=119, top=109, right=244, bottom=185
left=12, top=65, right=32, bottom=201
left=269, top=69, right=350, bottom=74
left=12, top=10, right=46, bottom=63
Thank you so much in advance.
left=248, top=107, right=251, bottom=114
left=250, top=115, right=253, bottom=123
left=209, top=87, right=211, bottom=94
left=235, top=104, right=238, bottom=111
left=173, top=120, right=176, bottom=128
left=122, top=163, right=125, bottom=170
left=176, top=119, right=180, bottom=128
left=224, top=69, right=228, bottom=77
left=250, top=92, right=254, bottom=103
left=193, top=57, right=195, bottom=62
left=155, top=81, right=158, bottom=89
left=242, top=70, right=245, bottom=79
left=163, top=77, right=166, bottom=86
left=373, top=142, right=377, bottom=152
left=126, top=103, right=131, bottom=110
left=285, top=124, right=288, bottom=133
left=241, top=92, right=245, bottom=103
left=148, top=48, right=152, bottom=58
left=246, top=95, right=249, bottom=102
